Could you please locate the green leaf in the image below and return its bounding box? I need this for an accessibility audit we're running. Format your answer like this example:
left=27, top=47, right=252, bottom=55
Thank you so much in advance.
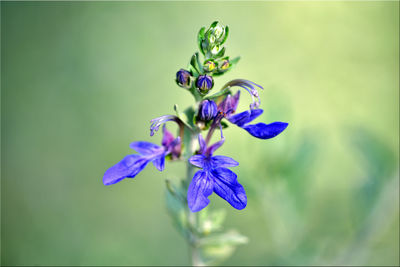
left=214, top=46, right=225, bottom=59
left=220, top=120, right=229, bottom=129
left=174, top=104, right=193, bottom=130
left=220, top=25, right=229, bottom=45
left=197, top=230, right=248, bottom=265
left=197, top=27, right=206, bottom=54
left=165, top=182, right=189, bottom=237
left=198, top=209, right=227, bottom=235
left=204, top=87, right=231, bottom=100
left=198, top=230, right=248, bottom=247
left=230, top=56, right=240, bottom=66
left=190, top=52, right=203, bottom=76
left=210, top=21, right=219, bottom=28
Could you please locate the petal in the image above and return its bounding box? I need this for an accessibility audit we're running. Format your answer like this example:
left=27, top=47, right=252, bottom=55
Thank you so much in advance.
left=206, top=138, right=225, bottom=156
left=211, top=168, right=247, bottom=210
left=231, top=91, right=241, bottom=113
left=228, top=109, right=263, bottom=127
left=103, top=155, right=149, bottom=185
left=242, top=122, right=289, bottom=139
left=227, top=110, right=249, bottom=127
left=198, top=134, right=206, bottom=155
left=211, top=155, right=239, bottom=168
left=162, top=124, right=175, bottom=147
left=129, top=141, right=162, bottom=155
left=152, top=154, right=165, bottom=171
left=189, top=155, right=206, bottom=168
left=187, top=171, right=214, bottom=212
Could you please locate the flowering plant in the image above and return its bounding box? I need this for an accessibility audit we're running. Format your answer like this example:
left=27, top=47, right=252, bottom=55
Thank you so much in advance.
left=103, top=21, right=288, bottom=265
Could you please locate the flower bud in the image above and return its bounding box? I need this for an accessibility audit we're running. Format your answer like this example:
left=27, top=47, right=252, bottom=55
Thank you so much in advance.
left=207, top=22, right=227, bottom=44
left=219, top=59, right=230, bottom=71
left=203, top=60, right=216, bottom=72
left=176, top=69, right=192, bottom=88
left=196, top=74, right=214, bottom=93
left=198, top=99, right=218, bottom=121
left=199, top=22, right=229, bottom=59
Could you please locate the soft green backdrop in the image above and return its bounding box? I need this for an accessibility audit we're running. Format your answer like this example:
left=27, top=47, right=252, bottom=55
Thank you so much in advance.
left=2, top=1, right=399, bottom=266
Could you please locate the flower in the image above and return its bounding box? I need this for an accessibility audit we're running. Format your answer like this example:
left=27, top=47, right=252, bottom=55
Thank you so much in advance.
left=227, top=109, right=288, bottom=139
left=103, top=125, right=180, bottom=186
left=196, top=74, right=214, bottom=93
left=187, top=134, right=247, bottom=212
left=216, top=81, right=288, bottom=139
left=176, top=69, right=192, bottom=88
left=198, top=99, right=218, bottom=121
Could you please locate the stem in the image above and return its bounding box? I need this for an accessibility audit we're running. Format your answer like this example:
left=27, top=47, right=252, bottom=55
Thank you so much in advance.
left=186, top=133, right=206, bottom=267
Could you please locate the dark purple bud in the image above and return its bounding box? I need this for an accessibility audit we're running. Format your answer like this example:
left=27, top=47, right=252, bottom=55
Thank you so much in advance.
left=199, top=99, right=218, bottom=121
left=196, top=75, right=214, bottom=92
left=176, top=69, right=192, bottom=88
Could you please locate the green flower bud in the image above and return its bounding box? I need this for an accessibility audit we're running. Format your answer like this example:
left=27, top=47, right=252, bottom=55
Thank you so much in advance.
left=199, top=21, right=229, bottom=58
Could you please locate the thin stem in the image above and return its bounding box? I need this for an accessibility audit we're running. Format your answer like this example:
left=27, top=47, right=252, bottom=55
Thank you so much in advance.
left=186, top=133, right=206, bottom=267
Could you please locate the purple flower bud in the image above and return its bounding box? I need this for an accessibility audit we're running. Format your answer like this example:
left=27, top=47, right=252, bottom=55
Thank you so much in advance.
left=176, top=69, right=192, bottom=88
left=199, top=99, right=218, bottom=121
left=196, top=75, right=214, bottom=92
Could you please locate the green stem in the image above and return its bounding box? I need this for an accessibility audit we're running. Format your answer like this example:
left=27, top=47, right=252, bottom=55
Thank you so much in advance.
left=186, top=133, right=206, bottom=267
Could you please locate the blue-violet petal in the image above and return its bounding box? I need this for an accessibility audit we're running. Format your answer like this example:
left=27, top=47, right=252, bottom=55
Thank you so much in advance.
left=103, top=155, right=150, bottom=186
left=242, top=122, right=288, bottom=139
left=187, top=171, right=214, bottom=212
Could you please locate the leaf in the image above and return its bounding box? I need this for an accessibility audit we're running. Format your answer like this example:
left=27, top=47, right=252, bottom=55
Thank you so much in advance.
left=229, top=56, right=240, bottom=66
left=214, top=46, right=225, bottom=59
left=198, top=230, right=248, bottom=247
left=220, top=25, right=229, bottom=45
left=197, top=27, right=206, bottom=55
left=165, top=180, right=189, bottom=237
left=220, top=120, right=229, bottom=129
left=190, top=52, right=203, bottom=76
left=210, top=21, right=219, bottom=28
left=197, top=230, right=248, bottom=265
left=198, top=209, right=227, bottom=235
left=204, top=87, right=231, bottom=100
left=174, top=104, right=193, bottom=130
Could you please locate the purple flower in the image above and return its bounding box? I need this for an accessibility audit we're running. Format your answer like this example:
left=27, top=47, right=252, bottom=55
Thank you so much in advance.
left=187, top=134, right=247, bottom=212
left=103, top=125, right=180, bottom=186
left=218, top=89, right=288, bottom=140
left=227, top=109, right=288, bottom=139
left=198, top=99, right=218, bottom=121
left=196, top=74, right=214, bottom=92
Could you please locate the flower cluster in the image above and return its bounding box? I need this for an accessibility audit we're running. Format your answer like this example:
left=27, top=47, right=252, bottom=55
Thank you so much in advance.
left=103, top=21, right=288, bottom=213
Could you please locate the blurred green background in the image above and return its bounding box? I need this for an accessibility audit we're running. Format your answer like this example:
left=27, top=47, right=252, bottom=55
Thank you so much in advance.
left=1, top=1, right=399, bottom=266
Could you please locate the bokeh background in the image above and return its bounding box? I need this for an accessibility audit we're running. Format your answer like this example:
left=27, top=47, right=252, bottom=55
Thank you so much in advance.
left=2, top=1, right=399, bottom=266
